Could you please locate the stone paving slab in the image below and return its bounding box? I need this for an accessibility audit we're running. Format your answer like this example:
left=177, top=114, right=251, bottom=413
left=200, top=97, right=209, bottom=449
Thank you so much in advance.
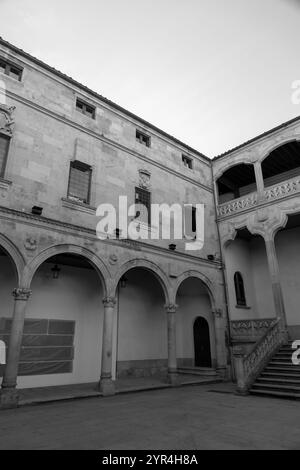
left=1, top=383, right=299, bottom=449
left=18, top=374, right=221, bottom=406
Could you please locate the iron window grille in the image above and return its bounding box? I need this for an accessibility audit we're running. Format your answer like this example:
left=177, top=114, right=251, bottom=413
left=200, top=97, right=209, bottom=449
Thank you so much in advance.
left=135, top=186, right=151, bottom=225
left=67, top=161, right=92, bottom=204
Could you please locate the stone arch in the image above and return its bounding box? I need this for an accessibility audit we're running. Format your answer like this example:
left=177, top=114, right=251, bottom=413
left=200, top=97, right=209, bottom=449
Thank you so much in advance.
left=21, top=243, right=110, bottom=295
left=113, top=258, right=171, bottom=304
left=173, top=270, right=216, bottom=310
left=214, top=159, right=256, bottom=182
left=260, top=137, right=300, bottom=164
left=0, top=233, right=25, bottom=286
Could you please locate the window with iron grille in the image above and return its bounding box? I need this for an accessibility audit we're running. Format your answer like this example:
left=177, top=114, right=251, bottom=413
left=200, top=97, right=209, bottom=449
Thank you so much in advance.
left=75, top=98, right=96, bottom=119
left=135, top=187, right=151, bottom=224
left=0, top=135, right=10, bottom=177
left=0, top=58, right=23, bottom=81
left=182, top=154, right=193, bottom=169
left=136, top=129, right=151, bottom=148
left=67, top=161, right=92, bottom=204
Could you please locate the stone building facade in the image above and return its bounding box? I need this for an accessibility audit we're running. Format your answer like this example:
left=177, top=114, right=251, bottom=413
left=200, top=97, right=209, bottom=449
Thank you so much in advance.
left=0, top=38, right=299, bottom=408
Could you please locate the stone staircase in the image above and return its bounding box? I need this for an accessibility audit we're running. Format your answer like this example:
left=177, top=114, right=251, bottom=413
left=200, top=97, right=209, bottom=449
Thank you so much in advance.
left=250, top=341, right=300, bottom=399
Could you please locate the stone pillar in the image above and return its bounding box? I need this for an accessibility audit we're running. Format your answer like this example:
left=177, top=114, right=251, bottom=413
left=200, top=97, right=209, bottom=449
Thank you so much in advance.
left=99, top=296, right=116, bottom=396
left=233, top=347, right=248, bottom=395
left=165, top=304, right=178, bottom=385
left=254, top=161, right=265, bottom=202
left=0, top=288, right=32, bottom=409
left=264, top=235, right=288, bottom=335
left=212, top=309, right=227, bottom=379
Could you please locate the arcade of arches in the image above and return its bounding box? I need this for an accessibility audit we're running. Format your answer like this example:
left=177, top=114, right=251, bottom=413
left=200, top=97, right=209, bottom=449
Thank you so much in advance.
left=0, top=248, right=223, bottom=406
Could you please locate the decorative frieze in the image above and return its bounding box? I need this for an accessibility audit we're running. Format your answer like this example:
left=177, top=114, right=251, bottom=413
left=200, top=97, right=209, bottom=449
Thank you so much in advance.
left=218, top=193, right=257, bottom=217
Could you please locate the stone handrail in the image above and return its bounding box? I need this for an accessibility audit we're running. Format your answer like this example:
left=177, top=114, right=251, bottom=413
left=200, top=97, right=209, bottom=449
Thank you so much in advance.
left=233, top=319, right=285, bottom=394
left=230, top=318, right=277, bottom=339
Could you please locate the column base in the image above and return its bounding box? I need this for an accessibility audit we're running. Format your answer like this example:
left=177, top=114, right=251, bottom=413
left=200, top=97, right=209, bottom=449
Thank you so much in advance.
left=99, top=377, right=115, bottom=396
left=167, top=372, right=179, bottom=386
left=0, top=388, right=19, bottom=410
left=235, top=387, right=249, bottom=396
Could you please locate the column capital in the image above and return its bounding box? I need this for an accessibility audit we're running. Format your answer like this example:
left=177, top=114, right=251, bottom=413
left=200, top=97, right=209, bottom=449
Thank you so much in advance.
left=102, top=297, right=116, bottom=308
left=212, top=308, right=223, bottom=318
left=12, top=288, right=32, bottom=301
left=165, top=303, right=178, bottom=314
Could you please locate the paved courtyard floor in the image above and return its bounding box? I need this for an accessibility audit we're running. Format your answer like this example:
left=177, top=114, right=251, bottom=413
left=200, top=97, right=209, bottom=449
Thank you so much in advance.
left=0, top=382, right=299, bottom=450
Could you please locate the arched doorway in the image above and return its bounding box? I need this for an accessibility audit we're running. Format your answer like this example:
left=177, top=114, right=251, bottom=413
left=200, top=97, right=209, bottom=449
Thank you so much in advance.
left=175, top=276, right=216, bottom=369
left=18, top=252, right=105, bottom=389
left=193, top=317, right=211, bottom=367
left=115, top=267, right=167, bottom=379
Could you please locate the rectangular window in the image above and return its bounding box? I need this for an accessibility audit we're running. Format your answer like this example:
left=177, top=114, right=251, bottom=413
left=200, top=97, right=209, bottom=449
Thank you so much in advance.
left=75, top=98, right=96, bottom=119
left=0, top=58, right=23, bottom=81
left=0, top=135, right=10, bottom=177
left=136, top=129, right=151, bottom=148
left=182, top=154, right=193, bottom=169
left=67, top=161, right=92, bottom=204
left=135, top=187, right=151, bottom=224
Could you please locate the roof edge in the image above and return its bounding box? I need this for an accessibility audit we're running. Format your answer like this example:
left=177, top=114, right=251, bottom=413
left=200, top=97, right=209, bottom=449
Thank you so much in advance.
left=213, top=114, right=300, bottom=160
left=0, top=36, right=210, bottom=162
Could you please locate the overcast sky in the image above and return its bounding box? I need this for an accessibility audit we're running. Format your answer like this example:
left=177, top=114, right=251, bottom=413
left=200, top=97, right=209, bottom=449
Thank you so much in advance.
left=1, top=0, right=300, bottom=157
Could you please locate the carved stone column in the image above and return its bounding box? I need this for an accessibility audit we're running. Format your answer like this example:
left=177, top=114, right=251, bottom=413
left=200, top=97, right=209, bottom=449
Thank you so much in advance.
left=165, top=304, right=178, bottom=385
left=99, top=297, right=116, bottom=396
left=264, top=235, right=288, bottom=335
left=254, top=161, right=265, bottom=202
left=0, top=288, right=32, bottom=409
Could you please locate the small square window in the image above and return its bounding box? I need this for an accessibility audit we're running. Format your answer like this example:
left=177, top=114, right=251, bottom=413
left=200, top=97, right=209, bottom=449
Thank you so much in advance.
left=136, top=129, right=151, bottom=148
left=182, top=155, right=193, bottom=169
left=0, top=58, right=22, bottom=81
left=76, top=98, right=96, bottom=119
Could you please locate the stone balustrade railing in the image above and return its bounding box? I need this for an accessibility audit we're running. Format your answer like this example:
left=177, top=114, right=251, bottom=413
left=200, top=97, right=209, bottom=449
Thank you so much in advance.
left=233, top=319, right=285, bottom=394
left=264, top=176, right=300, bottom=202
left=230, top=318, right=277, bottom=339
left=217, top=175, right=300, bottom=217
left=217, top=192, right=257, bottom=217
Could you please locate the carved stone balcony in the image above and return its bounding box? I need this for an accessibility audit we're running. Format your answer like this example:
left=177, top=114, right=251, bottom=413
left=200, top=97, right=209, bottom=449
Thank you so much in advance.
left=264, top=175, right=300, bottom=202
left=217, top=175, right=300, bottom=218
left=217, top=192, right=258, bottom=217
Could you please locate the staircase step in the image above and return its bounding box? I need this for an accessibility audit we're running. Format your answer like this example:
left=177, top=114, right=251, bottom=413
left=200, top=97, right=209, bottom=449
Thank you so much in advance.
left=262, top=371, right=300, bottom=379
left=177, top=367, right=217, bottom=377
left=269, top=361, right=297, bottom=366
left=252, top=382, right=300, bottom=393
left=256, top=377, right=300, bottom=386
left=265, top=366, right=300, bottom=374
left=250, top=389, right=300, bottom=399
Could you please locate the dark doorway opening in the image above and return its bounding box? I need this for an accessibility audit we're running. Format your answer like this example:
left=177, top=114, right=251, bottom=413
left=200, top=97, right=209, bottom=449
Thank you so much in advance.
left=193, top=317, right=212, bottom=367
